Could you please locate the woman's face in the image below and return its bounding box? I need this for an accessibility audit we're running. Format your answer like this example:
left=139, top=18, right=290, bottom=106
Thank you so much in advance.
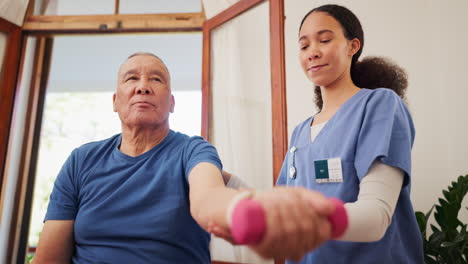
left=298, top=11, right=358, bottom=88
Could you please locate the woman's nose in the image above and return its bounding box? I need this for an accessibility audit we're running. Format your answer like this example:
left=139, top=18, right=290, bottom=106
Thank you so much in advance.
left=308, top=51, right=321, bottom=60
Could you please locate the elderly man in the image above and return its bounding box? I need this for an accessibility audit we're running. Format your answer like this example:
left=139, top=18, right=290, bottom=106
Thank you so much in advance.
left=33, top=52, right=334, bottom=263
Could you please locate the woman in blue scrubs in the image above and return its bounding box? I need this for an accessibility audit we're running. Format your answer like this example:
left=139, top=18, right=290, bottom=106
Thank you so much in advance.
left=275, top=4, right=424, bottom=263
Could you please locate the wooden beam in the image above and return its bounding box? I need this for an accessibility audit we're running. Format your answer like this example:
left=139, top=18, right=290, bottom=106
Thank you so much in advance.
left=6, top=37, right=53, bottom=264
left=201, top=26, right=210, bottom=140
left=0, top=17, right=22, bottom=201
left=115, top=0, right=120, bottom=15
left=24, top=0, right=35, bottom=23
left=269, top=0, right=287, bottom=188
left=203, top=0, right=264, bottom=31
left=23, top=12, right=205, bottom=34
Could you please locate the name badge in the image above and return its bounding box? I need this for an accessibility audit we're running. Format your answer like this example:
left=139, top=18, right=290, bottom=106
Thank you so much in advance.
left=314, top=158, right=343, bottom=183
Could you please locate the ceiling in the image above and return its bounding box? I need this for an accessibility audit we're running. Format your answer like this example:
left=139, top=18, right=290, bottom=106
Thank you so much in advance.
left=37, top=0, right=202, bottom=15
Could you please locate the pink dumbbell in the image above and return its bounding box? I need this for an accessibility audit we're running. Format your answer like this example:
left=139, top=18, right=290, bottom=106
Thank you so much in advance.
left=231, top=197, right=348, bottom=245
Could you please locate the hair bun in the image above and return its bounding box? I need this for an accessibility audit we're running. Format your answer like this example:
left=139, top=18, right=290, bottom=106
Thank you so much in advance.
left=352, top=56, right=408, bottom=101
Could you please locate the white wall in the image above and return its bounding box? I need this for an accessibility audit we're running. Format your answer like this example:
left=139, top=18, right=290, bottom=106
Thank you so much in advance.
left=0, top=0, right=28, bottom=26
left=284, top=0, right=468, bottom=223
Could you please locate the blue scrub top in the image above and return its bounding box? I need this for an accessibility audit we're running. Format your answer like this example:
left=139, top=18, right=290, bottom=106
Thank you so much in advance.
left=277, top=88, right=424, bottom=263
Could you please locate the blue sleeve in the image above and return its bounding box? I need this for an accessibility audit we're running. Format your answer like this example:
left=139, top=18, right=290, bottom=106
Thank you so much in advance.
left=355, top=89, right=415, bottom=187
left=276, top=124, right=301, bottom=186
left=44, top=149, right=80, bottom=221
left=184, top=136, right=223, bottom=180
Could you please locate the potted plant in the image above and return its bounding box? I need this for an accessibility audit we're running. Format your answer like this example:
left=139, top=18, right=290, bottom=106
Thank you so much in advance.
left=415, top=174, right=468, bottom=264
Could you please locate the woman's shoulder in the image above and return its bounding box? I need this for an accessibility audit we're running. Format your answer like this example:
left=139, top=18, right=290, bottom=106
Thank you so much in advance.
left=364, top=88, right=401, bottom=100
left=361, top=88, right=405, bottom=108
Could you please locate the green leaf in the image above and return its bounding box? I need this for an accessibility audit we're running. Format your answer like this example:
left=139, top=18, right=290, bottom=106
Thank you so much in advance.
left=415, top=211, right=427, bottom=235
left=416, top=175, right=468, bottom=262
left=452, top=233, right=465, bottom=244
left=442, top=189, right=451, bottom=201
left=441, top=241, right=455, bottom=247
left=429, top=230, right=445, bottom=245
left=431, top=224, right=441, bottom=234
left=424, top=255, right=438, bottom=264
left=426, top=205, right=435, bottom=219
left=439, top=198, right=449, bottom=208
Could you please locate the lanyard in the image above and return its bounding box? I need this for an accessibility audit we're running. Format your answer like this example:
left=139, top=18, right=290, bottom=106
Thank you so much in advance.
left=288, top=146, right=297, bottom=179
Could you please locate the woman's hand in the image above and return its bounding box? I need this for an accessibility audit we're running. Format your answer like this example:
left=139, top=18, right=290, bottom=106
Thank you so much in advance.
left=210, top=187, right=334, bottom=261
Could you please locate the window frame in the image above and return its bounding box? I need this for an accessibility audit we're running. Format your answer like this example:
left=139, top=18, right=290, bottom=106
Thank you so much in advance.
left=2, top=0, right=288, bottom=263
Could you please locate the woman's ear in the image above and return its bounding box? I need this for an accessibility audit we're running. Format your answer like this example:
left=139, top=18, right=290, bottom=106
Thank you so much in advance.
left=348, top=38, right=361, bottom=56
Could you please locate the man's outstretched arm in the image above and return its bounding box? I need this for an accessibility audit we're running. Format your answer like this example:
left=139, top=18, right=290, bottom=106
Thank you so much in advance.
left=188, top=162, right=335, bottom=261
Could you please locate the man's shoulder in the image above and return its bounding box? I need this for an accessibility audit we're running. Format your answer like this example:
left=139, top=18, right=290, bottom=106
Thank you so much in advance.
left=170, top=131, right=210, bottom=148
left=74, top=134, right=120, bottom=156
left=169, top=131, right=216, bottom=155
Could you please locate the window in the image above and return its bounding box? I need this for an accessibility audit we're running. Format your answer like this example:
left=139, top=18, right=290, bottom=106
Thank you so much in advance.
left=27, top=33, right=203, bottom=251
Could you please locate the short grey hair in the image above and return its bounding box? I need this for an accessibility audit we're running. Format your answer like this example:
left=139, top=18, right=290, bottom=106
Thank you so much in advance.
left=121, top=52, right=171, bottom=80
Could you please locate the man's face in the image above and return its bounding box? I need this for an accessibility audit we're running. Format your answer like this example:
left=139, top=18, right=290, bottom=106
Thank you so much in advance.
left=113, top=55, right=174, bottom=129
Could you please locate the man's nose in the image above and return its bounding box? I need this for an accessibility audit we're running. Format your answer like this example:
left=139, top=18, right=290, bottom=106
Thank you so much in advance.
left=137, top=88, right=151, bottom=95
left=136, top=79, right=152, bottom=94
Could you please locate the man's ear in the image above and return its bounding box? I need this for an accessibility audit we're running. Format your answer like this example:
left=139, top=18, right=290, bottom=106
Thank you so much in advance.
left=348, top=38, right=361, bottom=56
left=170, top=94, right=175, bottom=113
left=112, top=93, right=117, bottom=112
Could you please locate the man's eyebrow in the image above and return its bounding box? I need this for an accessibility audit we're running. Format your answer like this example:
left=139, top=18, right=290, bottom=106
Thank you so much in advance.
left=122, top=70, right=137, bottom=79
left=148, top=70, right=166, bottom=77
left=298, top=29, right=334, bottom=42
left=121, top=69, right=168, bottom=82
left=148, top=70, right=168, bottom=82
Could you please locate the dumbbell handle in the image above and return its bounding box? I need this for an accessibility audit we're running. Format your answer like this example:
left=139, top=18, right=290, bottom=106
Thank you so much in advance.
left=231, top=197, right=348, bottom=245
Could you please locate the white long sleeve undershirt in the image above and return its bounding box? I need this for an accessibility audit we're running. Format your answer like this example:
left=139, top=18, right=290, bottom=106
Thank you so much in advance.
left=226, top=173, right=250, bottom=189
left=338, top=161, right=403, bottom=242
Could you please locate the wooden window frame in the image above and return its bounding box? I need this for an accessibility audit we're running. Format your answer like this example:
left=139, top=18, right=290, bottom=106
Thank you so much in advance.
left=5, top=36, right=53, bottom=264
left=0, top=18, right=22, bottom=196
left=6, top=8, right=208, bottom=264
left=22, top=13, right=205, bottom=34
left=4, top=0, right=288, bottom=263
left=202, top=1, right=286, bottom=263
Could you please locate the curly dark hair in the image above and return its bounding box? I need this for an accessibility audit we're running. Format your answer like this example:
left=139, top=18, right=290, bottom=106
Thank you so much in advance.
left=300, top=5, right=408, bottom=110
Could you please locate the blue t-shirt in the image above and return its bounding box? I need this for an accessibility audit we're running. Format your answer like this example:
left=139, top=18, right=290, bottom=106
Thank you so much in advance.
left=277, top=88, right=424, bottom=263
left=45, top=130, right=222, bottom=264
